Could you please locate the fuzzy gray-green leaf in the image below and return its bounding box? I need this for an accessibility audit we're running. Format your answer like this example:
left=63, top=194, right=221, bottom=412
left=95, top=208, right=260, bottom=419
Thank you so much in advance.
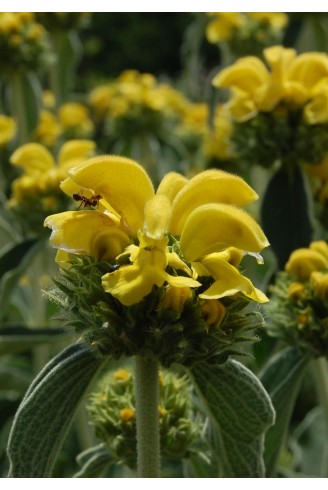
left=190, top=359, right=275, bottom=477
left=259, top=347, right=310, bottom=476
left=7, top=341, right=104, bottom=478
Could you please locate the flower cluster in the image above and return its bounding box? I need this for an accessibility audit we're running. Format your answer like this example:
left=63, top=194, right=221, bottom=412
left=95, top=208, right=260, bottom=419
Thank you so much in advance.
left=8, top=140, right=95, bottom=234
left=88, top=367, right=204, bottom=469
left=33, top=94, right=94, bottom=148
left=213, top=46, right=328, bottom=168
left=268, top=240, right=328, bottom=357
left=0, top=12, right=48, bottom=73
left=44, top=155, right=268, bottom=365
left=206, top=12, right=288, bottom=56
left=89, top=70, right=189, bottom=124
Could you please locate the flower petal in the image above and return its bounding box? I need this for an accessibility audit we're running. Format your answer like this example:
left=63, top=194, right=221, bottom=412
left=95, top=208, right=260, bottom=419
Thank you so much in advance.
left=213, top=56, right=270, bottom=96
left=180, top=203, right=269, bottom=262
left=102, top=248, right=167, bottom=306
left=143, top=194, right=171, bottom=239
left=199, top=254, right=268, bottom=303
left=67, top=155, right=155, bottom=235
left=44, top=210, right=130, bottom=261
left=10, top=143, right=55, bottom=175
left=170, top=169, right=259, bottom=235
left=156, top=172, right=188, bottom=203
left=57, top=140, right=96, bottom=169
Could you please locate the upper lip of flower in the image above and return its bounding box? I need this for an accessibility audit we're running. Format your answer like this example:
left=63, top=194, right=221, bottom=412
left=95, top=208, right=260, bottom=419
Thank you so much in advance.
left=44, top=155, right=269, bottom=305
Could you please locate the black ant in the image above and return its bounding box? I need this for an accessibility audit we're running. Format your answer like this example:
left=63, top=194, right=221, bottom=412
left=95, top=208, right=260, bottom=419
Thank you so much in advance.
left=73, top=191, right=102, bottom=209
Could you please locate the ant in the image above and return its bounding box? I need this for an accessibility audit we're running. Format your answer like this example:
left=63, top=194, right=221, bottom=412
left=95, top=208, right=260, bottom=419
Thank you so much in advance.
left=73, top=191, right=102, bottom=209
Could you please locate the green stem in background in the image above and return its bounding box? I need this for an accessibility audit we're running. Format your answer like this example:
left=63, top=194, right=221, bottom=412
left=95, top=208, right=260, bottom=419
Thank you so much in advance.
left=313, top=357, right=328, bottom=477
left=135, top=355, right=160, bottom=478
left=10, top=72, right=29, bottom=145
left=314, top=357, right=328, bottom=431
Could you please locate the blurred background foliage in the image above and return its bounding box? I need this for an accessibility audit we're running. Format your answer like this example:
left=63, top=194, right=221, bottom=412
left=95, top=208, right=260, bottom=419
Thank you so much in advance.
left=1, top=11, right=328, bottom=479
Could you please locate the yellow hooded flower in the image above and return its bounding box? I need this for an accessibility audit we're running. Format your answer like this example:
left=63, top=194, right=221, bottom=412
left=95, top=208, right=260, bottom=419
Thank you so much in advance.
left=213, top=46, right=328, bottom=120
left=45, top=156, right=269, bottom=306
left=285, top=243, right=328, bottom=279
left=10, top=140, right=96, bottom=206
left=205, top=12, right=243, bottom=44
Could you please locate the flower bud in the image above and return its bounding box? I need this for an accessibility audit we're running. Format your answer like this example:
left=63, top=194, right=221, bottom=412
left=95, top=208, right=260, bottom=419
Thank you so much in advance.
left=201, top=299, right=226, bottom=328
left=288, top=282, right=305, bottom=301
left=162, top=285, right=192, bottom=312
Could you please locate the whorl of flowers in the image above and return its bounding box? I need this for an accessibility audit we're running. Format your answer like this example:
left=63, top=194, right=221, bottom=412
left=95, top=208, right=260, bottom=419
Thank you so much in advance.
left=88, top=367, right=204, bottom=469
left=44, top=155, right=268, bottom=366
left=206, top=12, right=288, bottom=56
left=268, top=240, right=328, bottom=357
left=0, top=12, right=48, bottom=73
left=213, top=46, right=328, bottom=168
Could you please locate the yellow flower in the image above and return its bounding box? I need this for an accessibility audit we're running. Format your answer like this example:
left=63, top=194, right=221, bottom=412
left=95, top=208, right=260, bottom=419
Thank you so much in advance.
left=0, top=115, right=16, bottom=146
left=205, top=12, right=243, bottom=43
left=200, top=299, right=226, bottom=328
left=248, top=12, right=288, bottom=30
left=113, top=369, right=130, bottom=382
left=162, top=285, right=192, bottom=312
left=310, top=271, right=328, bottom=302
left=119, top=407, right=135, bottom=423
left=213, top=46, right=328, bottom=118
left=10, top=140, right=95, bottom=206
left=285, top=243, right=328, bottom=279
left=44, top=156, right=269, bottom=306
left=287, top=282, right=306, bottom=301
left=58, top=102, right=94, bottom=136
left=34, top=110, right=62, bottom=147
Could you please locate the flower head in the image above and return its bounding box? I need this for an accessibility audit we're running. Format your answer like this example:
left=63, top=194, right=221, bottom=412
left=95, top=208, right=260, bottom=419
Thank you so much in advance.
left=45, top=156, right=268, bottom=365
left=45, top=155, right=268, bottom=307
left=268, top=240, right=328, bottom=358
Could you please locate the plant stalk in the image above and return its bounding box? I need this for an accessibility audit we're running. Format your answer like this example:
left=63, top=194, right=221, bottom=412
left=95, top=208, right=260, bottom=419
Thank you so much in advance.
left=134, top=355, right=160, bottom=478
left=314, top=357, right=328, bottom=431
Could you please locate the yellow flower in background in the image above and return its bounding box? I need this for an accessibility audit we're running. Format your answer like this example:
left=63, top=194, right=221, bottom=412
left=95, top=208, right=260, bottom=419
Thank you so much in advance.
left=213, top=45, right=328, bottom=125
left=9, top=140, right=95, bottom=207
left=205, top=12, right=288, bottom=52
left=45, top=155, right=269, bottom=306
left=58, top=102, right=94, bottom=137
left=285, top=241, right=328, bottom=279
left=205, top=12, right=243, bottom=43
left=0, top=115, right=16, bottom=146
left=34, top=110, right=62, bottom=147
left=248, top=12, right=288, bottom=30
left=203, top=105, right=234, bottom=159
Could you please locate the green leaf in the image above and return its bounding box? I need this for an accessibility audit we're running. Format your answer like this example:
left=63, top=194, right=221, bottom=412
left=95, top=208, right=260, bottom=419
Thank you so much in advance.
left=261, top=165, right=313, bottom=269
left=0, top=239, right=38, bottom=279
left=0, top=326, right=68, bottom=355
left=74, top=444, right=113, bottom=478
left=7, top=341, right=104, bottom=478
left=259, top=347, right=310, bottom=476
left=189, top=358, right=275, bottom=477
left=10, top=71, right=42, bottom=142
left=0, top=363, right=32, bottom=394
left=52, top=31, right=82, bottom=104
left=290, top=406, right=328, bottom=477
left=0, top=239, right=43, bottom=321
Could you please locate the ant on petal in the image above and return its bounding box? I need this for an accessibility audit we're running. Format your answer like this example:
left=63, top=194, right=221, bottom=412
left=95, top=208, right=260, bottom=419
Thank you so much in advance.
left=73, top=191, right=102, bottom=209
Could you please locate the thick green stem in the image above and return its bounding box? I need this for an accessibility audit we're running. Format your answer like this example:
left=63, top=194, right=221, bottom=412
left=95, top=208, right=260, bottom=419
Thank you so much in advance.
left=135, top=355, right=160, bottom=478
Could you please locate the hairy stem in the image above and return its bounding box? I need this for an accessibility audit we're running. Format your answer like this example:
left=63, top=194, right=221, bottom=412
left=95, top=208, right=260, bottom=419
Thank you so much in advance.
left=135, top=355, right=160, bottom=478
